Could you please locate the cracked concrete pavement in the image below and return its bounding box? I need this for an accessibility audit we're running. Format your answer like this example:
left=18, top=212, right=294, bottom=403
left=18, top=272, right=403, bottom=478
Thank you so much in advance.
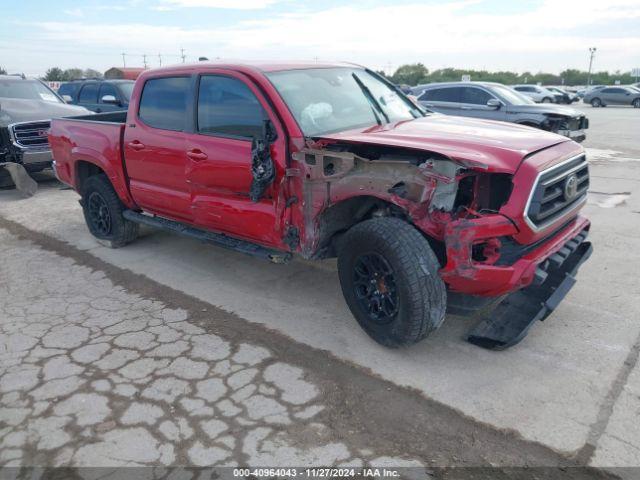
left=2, top=224, right=599, bottom=472
left=0, top=105, right=638, bottom=473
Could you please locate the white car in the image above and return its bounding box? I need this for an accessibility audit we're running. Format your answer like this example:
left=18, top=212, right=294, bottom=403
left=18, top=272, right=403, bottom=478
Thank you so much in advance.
left=512, top=85, right=559, bottom=103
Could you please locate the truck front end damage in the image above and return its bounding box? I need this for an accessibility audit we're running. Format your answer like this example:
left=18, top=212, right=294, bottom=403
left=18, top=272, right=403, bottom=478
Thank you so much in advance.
left=295, top=139, right=591, bottom=349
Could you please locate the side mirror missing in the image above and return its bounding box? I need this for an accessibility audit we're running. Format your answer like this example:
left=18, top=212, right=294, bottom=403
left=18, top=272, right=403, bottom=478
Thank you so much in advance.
left=249, top=119, right=277, bottom=203
left=101, top=95, right=119, bottom=105
left=487, top=98, right=502, bottom=109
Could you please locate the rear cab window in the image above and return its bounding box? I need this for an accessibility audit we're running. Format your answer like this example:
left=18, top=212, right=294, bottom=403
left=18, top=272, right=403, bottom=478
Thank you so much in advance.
left=138, top=76, right=190, bottom=131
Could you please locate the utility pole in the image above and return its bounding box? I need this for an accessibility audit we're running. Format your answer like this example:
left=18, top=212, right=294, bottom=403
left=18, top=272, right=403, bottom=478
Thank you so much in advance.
left=158, top=53, right=162, bottom=67
left=121, top=53, right=126, bottom=68
left=587, top=47, right=597, bottom=86
left=180, top=48, right=186, bottom=63
left=143, top=54, right=148, bottom=69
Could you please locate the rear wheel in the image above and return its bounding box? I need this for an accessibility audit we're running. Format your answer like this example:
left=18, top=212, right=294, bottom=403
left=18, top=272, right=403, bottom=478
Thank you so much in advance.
left=541, top=97, right=552, bottom=103
left=337, top=217, right=446, bottom=348
left=633, top=98, right=640, bottom=108
left=591, top=98, right=602, bottom=107
left=81, top=174, right=138, bottom=248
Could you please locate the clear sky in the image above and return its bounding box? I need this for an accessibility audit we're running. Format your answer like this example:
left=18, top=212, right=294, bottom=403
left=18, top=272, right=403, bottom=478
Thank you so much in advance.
left=2, top=0, right=639, bottom=77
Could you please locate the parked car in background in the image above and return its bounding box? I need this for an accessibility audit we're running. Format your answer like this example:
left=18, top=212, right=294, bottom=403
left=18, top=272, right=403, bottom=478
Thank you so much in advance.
left=412, top=81, right=588, bottom=142
left=49, top=61, right=592, bottom=350
left=545, top=86, right=578, bottom=104
left=58, top=79, right=134, bottom=113
left=0, top=74, right=90, bottom=186
left=576, top=85, right=605, bottom=98
left=583, top=86, right=640, bottom=107
left=512, top=85, right=560, bottom=103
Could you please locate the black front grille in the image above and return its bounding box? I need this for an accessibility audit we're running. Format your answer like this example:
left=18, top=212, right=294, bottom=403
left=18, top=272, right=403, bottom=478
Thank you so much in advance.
left=10, top=121, right=51, bottom=149
left=527, top=155, right=589, bottom=228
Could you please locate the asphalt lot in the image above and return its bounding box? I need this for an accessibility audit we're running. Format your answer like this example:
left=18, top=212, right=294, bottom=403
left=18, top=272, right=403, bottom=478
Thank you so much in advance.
left=0, top=103, right=639, bottom=473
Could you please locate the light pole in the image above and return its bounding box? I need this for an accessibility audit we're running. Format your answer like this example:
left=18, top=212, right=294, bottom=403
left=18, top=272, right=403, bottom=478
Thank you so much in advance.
left=587, top=47, right=597, bottom=86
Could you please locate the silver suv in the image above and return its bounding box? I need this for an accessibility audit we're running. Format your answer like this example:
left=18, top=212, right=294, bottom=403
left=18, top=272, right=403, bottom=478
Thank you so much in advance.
left=583, top=86, right=640, bottom=108
left=412, top=81, right=588, bottom=142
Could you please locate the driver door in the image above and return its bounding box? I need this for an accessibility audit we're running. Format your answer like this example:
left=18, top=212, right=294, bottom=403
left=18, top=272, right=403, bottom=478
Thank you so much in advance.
left=182, top=72, right=286, bottom=246
left=458, top=86, right=506, bottom=121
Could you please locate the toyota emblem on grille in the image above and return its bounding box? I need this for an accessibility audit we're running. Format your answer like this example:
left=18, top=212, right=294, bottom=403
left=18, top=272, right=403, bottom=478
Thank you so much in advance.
left=564, top=174, right=579, bottom=200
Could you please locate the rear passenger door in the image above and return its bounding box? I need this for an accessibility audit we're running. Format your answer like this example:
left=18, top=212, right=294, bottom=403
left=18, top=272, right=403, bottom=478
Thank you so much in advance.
left=124, top=75, right=193, bottom=222
left=183, top=72, right=285, bottom=245
left=417, top=87, right=464, bottom=116
left=77, top=83, right=100, bottom=112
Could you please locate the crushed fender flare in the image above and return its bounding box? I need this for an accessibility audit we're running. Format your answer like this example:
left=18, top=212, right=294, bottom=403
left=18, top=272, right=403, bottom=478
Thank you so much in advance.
left=0, top=163, right=37, bottom=197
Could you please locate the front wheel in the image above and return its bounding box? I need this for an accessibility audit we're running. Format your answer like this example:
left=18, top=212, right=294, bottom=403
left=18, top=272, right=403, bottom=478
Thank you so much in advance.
left=81, top=174, right=139, bottom=248
left=541, top=97, right=552, bottom=103
left=633, top=98, right=640, bottom=108
left=337, top=217, right=446, bottom=348
left=591, top=98, right=602, bottom=107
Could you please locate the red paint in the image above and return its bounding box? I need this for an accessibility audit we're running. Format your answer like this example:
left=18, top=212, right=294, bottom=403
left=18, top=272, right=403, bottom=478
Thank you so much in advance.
left=50, top=61, right=591, bottom=299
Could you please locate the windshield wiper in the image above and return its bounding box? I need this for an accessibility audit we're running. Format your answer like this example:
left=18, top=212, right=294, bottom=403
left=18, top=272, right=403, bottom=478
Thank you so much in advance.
left=352, top=73, right=389, bottom=125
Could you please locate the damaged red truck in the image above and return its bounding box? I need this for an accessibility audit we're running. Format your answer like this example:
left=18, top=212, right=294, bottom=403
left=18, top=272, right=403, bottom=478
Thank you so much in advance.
left=49, top=62, right=592, bottom=350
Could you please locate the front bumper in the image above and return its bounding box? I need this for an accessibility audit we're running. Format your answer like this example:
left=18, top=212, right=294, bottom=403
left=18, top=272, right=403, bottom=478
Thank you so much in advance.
left=440, top=213, right=591, bottom=297
left=466, top=240, right=592, bottom=349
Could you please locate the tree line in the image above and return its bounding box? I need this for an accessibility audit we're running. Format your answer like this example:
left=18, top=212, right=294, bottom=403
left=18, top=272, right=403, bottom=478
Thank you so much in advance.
left=380, top=63, right=639, bottom=87
left=42, top=67, right=103, bottom=81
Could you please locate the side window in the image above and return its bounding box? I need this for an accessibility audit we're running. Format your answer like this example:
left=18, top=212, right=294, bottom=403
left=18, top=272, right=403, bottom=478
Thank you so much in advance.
left=461, top=87, right=492, bottom=105
left=197, top=75, right=266, bottom=139
left=78, top=84, right=98, bottom=103
left=138, top=77, right=190, bottom=131
left=58, top=83, right=75, bottom=97
left=99, top=83, right=119, bottom=103
left=419, top=87, right=462, bottom=102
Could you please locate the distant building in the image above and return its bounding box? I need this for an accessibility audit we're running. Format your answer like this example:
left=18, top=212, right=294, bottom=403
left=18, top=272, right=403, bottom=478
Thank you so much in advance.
left=104, top=67, right=145, bottom=80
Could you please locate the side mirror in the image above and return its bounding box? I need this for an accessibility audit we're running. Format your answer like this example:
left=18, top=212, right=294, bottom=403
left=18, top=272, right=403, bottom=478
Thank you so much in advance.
left=101, top=95, right=118, bottom=104
left=487, top=98, right=502, bottom=109
left=62, top=95, right=73, bottom=103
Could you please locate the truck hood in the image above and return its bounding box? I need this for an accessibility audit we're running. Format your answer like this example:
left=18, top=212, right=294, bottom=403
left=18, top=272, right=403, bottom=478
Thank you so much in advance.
left=505, top=103, right=584, bottom=117
left=0, top=98, right=90, bottom=127
left=317, top=113, right=570, bottom=174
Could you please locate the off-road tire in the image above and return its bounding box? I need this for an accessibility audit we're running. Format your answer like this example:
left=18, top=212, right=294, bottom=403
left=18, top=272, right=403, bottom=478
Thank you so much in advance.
left=591, top=98, right=602, bottom=107
left=337, top=217, right=446, bottom=348
left=633, top=98, right=640, bottom=108
left=81, top=174, right=138, bottom=248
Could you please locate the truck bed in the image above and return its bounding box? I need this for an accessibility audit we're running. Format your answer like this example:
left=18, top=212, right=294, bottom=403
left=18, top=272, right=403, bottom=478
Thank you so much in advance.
left=49, top=111, right=128, bottom=199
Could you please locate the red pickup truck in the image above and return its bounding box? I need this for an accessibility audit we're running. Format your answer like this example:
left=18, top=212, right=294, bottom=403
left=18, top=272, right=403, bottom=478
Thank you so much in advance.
left=49, top=61, right=592, bottom=350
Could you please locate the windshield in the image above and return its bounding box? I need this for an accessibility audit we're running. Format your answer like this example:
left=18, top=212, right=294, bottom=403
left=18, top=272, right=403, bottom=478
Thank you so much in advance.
left=492, top=85, right=535, bottom=105
left=0, top=79, right=62, bottom=103
left=119, top=82, right=134, bottom=101
left=266, top=67, right=423, bottom=136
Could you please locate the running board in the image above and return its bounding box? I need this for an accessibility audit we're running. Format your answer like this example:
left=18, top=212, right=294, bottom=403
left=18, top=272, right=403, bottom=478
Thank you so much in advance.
left=122, top=210, right=291, bottom=264
left=466, top=241, right=593, bottom=350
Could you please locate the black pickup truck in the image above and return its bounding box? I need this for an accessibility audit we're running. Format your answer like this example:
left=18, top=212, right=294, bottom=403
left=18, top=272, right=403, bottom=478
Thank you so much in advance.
left=0, top=75, right=89, bottom=186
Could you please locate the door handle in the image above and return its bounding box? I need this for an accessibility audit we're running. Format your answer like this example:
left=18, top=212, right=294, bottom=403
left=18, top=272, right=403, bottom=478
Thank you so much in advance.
left=187, top=149, right=208, bottom=161
left=128, top=141, right=145, bottom=151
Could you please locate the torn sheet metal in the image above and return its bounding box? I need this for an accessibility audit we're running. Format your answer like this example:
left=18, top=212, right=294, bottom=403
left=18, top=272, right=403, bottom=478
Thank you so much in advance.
left=0, top=163, right=37, bottom=197
left=249, top=121, right=277, bottom=203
